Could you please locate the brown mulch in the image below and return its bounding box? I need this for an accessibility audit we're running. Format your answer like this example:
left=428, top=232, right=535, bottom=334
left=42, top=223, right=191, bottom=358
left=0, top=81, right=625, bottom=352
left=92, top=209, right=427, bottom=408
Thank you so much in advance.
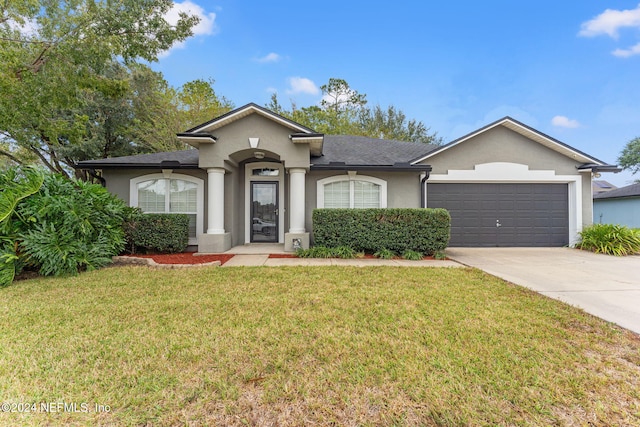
left=124, top=253, right=235, bottom=265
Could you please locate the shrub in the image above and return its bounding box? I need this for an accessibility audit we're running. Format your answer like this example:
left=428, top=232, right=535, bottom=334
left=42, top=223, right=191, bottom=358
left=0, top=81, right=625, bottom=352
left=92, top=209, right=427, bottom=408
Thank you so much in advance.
left=576, top=224, right=640, bottom=256
left=296, top=246, right=334, bottom=258
left=125, top=214, right=190, bottom=254
left=374, top=248, right=395, bottom=259
left=16, top=173, right=128, bottom=277
left=312, top=208, right=450, bottom=255
left=333, top=246, right=356, bottom=259
left=402, top=250, right=423, bottom=260
left=0, top=166, right=45, bottom=286
left=434, top=251, right=448, bottom=260
left=295, top=246, right=356, bottom=259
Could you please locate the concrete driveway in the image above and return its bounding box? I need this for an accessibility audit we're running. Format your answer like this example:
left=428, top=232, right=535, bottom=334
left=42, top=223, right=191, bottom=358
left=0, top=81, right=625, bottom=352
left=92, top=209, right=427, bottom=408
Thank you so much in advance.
left=446, top=247, right=640, bottom=334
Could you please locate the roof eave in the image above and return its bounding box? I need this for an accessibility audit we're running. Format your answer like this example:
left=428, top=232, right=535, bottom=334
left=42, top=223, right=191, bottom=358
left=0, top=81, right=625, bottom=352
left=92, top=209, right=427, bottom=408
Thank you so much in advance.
left=75, top=162, right=200, bottom=170
left=177, top=133, right=217, bottom=148
left=290, top=133, right=324, bottom=156
left=311, top=162, right=432, bottom=172
left=577, top=163, right=622, bottom=173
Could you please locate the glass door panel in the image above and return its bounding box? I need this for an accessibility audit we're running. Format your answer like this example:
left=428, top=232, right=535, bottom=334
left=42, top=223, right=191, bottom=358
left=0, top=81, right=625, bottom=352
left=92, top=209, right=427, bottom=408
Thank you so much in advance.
left=251, top=182, right=278, bottom=242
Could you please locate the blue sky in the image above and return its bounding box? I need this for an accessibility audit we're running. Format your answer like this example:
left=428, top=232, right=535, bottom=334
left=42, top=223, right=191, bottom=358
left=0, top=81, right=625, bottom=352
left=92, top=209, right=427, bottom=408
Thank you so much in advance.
left=154, top=1, right=640, bottom=187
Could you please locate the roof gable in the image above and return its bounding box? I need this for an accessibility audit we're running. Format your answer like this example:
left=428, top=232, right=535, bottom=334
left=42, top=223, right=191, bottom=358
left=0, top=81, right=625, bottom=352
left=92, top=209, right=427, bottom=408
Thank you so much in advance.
left=412, top=116, right=607, bottom=166
left=185, top=102, right=317, bottom=134
left=178, top=103, right=324, bottom=156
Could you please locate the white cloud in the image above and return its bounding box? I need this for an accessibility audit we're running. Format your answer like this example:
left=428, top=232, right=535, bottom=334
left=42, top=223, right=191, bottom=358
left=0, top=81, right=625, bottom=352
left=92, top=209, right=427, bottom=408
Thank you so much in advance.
left=579, top=4, right=640, bottom=38
left=159, top=1, right=217, bottom=58
left=166, top=1, right=217, bottom=36
left=551, top=115, right=581, bottom=129
left=286, top=77, right=319, bottom=95
left=256, top=52, right=281, bottom=63
left=612, top=42, right=640, bottom=57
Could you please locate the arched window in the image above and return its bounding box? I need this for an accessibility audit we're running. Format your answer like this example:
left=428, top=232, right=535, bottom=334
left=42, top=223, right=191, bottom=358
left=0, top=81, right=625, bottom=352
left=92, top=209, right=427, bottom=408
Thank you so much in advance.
left=317, top=175, right=387, bottom=208
left=130, top=173, right=204, bottom=244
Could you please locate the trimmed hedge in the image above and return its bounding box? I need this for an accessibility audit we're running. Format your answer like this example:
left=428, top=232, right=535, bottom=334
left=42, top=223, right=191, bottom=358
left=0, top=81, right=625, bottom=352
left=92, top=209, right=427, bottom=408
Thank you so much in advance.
left=312, top=208, right=450, bottom=255
left=124, top=214, right=190, bottom=254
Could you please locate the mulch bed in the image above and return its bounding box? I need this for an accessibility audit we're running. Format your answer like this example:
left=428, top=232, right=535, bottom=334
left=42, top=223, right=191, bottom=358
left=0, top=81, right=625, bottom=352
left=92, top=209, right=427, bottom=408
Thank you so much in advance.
left=268, top=254, right=298, bottom=259
left=124, top=253, right=235, bottom=265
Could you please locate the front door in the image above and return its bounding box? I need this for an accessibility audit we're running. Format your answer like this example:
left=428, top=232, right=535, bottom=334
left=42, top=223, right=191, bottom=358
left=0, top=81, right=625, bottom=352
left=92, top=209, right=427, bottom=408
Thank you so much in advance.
left=251, top=181, right=278, bottom=243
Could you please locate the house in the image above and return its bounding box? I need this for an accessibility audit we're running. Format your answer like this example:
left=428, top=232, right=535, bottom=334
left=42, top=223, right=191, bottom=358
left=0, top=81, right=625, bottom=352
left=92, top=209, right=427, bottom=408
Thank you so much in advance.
left=76, top=103, right=619, bottom=251
left=593, top=183, right=640, bottom=228
left=592, top=180, right=617, bottom=195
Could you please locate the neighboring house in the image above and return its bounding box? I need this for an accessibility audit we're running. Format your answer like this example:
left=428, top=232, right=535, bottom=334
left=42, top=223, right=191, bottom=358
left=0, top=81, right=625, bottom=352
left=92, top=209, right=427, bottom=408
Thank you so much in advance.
left=592, top=180, right=617, bottom=195
left=593, top=183, right=640, bottom=228
left=76, top=103, right=619, bottom=251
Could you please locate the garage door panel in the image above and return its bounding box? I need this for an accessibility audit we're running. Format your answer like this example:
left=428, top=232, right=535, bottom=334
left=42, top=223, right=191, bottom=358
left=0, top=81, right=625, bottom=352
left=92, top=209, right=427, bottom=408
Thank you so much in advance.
left=428, top=183, right=569, bottom=247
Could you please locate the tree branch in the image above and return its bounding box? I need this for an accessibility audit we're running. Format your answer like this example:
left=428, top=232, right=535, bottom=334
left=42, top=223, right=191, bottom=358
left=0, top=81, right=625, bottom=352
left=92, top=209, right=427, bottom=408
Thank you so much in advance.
left=0, top=148, right=23, bottom=165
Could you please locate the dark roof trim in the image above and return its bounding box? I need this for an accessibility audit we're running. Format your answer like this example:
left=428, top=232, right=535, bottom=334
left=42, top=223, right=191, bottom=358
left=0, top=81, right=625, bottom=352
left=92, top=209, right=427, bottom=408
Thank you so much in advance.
left=311, top=162, right=432, bottom=172
left=75, top=162, right=199, bottom=170
left=577, top=163, right=622, bottom=173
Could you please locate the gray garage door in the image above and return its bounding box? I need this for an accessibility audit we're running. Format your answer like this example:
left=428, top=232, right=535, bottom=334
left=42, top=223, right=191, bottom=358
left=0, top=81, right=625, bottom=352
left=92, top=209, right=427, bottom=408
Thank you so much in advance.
left=427, top=183, right=569, bottom=247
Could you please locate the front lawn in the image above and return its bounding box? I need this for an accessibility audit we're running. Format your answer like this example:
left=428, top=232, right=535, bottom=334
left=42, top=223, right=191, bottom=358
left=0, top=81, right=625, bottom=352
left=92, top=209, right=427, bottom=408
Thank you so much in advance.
left=0, top=266, right=638, bottom=426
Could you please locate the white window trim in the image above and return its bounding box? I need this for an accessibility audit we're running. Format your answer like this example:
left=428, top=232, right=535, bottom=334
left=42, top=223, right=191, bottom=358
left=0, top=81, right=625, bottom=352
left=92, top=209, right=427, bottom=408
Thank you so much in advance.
left=317, top=174, right=387, bottom=208
left=130, top=173, right=204, bottom=246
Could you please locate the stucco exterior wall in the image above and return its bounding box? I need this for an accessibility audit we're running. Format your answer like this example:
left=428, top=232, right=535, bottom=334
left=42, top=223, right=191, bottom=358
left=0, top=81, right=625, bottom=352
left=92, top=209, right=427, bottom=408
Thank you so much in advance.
left=197, top=114, right=311, bottom=169
left=593, top=198, right=640, bottom=228
left=423, top=127, right=582, bottom=174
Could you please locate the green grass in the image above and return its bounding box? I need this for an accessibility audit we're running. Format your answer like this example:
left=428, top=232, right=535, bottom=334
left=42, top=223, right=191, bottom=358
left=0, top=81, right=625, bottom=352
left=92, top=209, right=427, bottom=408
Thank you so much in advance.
left=1, top=266, right=639, bottom=426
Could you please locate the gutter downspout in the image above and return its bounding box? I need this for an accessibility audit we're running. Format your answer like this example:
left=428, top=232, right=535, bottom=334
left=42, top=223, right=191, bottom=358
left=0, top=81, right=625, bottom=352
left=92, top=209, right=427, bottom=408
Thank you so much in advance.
left=420, top=171, right=430, bottom=208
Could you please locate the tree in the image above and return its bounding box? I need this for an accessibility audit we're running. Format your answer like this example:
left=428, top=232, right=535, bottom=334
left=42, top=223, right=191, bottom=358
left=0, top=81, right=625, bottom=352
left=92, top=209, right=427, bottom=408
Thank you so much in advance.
left=268, top=78, right=441, bottom=144
left=127, top=76, right=234, bottom=155
left=618, top=137, right=640, bottom=175
left=176, top=79, right=234, bottom=128
left=358, top=105, right=443, bottom=145
left=320, top=78, right=367, bottom=113
left=0, top=0, right=200, bottom=176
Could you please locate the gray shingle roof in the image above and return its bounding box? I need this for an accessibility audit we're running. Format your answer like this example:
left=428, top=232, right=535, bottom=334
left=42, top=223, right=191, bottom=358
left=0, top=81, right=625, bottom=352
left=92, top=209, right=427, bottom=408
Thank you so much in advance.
left=312, top=135, right=437, bottom=166
left=76, top=149, right=199, bottom=168
left=76, top=137, right=437, bottom=169
left=593, top=183, right=640, bottom=199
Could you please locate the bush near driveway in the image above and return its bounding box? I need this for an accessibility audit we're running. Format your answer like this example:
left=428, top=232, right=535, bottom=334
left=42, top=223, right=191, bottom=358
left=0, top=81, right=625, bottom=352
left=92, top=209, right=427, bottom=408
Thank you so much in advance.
left=313, top=208, right=450, bottom=255
left=577, top=223, right=640, bottom=256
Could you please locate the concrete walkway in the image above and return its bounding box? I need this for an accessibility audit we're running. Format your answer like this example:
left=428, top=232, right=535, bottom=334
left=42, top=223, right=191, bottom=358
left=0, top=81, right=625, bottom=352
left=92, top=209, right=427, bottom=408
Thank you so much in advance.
left=446, top=247, right=640, bottom=334
left=222, top=254, right=461, bottom=268
left=221, top=244, right=462, bottom=267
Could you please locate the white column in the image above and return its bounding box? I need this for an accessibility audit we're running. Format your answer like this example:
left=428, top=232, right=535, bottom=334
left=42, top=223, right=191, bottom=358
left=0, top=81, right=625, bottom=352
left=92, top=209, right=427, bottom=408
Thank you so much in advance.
left=207, top=168, right=225, bottom=234
left=289, top=168, right=306, bottom=233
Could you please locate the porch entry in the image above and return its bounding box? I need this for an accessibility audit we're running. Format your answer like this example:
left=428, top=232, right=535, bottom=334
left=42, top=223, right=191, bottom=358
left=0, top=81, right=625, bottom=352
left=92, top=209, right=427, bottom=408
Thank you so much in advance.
left=250, top=181, right=279, bottom=243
